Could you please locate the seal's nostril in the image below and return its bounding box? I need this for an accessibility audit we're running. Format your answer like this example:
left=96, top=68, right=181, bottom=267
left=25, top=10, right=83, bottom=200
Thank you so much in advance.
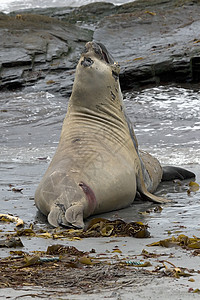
left=81, top=57, right=94, bottom=67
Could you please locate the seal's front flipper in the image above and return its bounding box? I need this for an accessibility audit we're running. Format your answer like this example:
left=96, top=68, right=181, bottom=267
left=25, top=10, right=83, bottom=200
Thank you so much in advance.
left=162, top=166, right=195, bottom=181
left=139, top=189, right=171, bottom=204
left=65, top=204, right=84, bottom=229
left=136, top=170, right=171, bottom=204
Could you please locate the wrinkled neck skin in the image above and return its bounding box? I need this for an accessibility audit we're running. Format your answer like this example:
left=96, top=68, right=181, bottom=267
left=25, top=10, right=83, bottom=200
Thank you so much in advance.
left=65, top=44, right=153, bottom=192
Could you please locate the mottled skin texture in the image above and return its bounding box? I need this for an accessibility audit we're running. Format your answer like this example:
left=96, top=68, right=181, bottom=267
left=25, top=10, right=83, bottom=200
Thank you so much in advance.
left=34, top=41, right=194, bottom=229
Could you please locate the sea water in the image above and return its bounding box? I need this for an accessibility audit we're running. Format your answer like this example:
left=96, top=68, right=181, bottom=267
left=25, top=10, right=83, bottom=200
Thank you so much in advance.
left=0, top=0, right=135, bottom=13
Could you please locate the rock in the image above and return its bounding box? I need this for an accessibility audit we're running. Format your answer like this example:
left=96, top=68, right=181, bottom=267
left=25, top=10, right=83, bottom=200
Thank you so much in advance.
left=10, top=2, right=116, bottom=25
left=94, top=0, right=200, bottom=89
left=0, top=237, right=24, bottom=248
left=0, top=14, right=93, bottom=94
left=0, top=0, right=200, bottom=94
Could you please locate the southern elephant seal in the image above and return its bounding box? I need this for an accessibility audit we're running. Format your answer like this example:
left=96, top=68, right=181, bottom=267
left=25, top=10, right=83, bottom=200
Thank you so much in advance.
left=34, top=41, right=194, bottom=228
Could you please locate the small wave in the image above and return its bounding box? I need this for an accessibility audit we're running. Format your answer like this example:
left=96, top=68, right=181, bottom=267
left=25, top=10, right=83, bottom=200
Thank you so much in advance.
left=0, top=0, right=135, bottom=13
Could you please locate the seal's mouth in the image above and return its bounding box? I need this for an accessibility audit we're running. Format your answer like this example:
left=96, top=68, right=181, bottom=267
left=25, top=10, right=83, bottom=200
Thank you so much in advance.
left=82, top=41, right=115, bottom=65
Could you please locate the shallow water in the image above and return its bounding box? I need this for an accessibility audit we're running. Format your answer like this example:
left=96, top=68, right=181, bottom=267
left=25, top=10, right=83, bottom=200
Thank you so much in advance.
left=0, top=85, right=200, bottom=256
left=124, top=86, right=200, bottom=164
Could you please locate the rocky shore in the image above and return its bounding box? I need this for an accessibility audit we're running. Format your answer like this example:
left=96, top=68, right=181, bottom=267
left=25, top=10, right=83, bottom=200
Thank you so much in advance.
left=0, top=0, right=200, bottom=95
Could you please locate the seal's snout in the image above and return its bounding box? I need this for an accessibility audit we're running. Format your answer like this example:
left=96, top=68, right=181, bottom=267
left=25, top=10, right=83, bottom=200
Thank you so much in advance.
left=83, top=41, right=101, bottom=55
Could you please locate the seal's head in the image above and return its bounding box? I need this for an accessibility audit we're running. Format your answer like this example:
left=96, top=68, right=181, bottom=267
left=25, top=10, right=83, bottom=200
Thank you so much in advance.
left=81, top=41, right=115, bottom=66
left=69, top=41, right=121, bottom=109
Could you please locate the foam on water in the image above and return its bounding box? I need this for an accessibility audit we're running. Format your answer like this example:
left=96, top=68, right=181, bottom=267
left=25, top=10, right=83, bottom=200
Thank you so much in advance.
left=0, top=0, right=134, bottom=13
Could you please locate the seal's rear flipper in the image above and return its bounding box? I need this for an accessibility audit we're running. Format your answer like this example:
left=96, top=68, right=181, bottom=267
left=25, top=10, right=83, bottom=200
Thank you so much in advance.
left=48, top=204, right=62, bottom=227
left=65, top=204, right=84, bottom=229
left=48, top=203, right=85, bottom=229
left=162, top=166, right=195, bottom=181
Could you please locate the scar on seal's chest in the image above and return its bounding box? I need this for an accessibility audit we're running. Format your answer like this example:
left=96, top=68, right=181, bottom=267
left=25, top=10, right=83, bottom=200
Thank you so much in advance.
left=72, top=138, right=81, bottom=143
left=79, top=182, right=97, bottom=214
left=111, top=91, right=116, bottom=100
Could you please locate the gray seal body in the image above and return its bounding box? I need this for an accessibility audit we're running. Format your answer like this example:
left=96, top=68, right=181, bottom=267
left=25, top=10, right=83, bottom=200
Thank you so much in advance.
left=35, top=41, right=194, bottom=228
